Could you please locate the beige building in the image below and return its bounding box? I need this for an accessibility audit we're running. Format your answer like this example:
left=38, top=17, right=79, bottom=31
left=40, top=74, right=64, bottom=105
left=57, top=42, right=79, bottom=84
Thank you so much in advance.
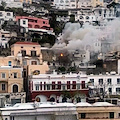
left=20, top=0, right=32, bottom=4
left=76, top=102, right=120, bottom=120
left=11, top=42, right=49, bottom=75
left=91, top=0, right=104, bottom=7
left=0, top=65, right=25, bottom=107
left=0, top=66, right=23, bottom=93
left=11, top=42, right=49, bottom=96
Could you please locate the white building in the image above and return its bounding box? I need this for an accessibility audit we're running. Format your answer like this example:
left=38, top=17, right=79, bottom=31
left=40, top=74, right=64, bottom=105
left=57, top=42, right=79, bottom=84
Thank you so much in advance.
left=93, top=7, right=116, bottom=22
left=0, top=102, right=77, bottom=120
left=0, top=0, right=23, bottom=8
left=29, top=73, right=88, bottom=102
left=77, top=0, right=92, bottom=8
left=72, top=50, right=90, bottom=66
left=0, top=30, right=17, bottom=48
left=0, top=11, right=14, bottom=26
left=75, top=14, right=96, bottom=23
left=88, top=72, right=120, bottom=96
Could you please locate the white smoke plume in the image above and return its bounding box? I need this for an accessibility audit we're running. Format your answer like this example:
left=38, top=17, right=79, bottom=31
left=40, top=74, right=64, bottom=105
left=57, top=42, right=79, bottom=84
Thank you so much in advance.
left=52, top=18, right=120, bottom=53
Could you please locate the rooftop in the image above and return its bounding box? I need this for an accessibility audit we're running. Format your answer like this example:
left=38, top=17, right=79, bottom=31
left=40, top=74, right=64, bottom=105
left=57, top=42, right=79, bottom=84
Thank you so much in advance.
left=14, top=42, right=40, bottom=45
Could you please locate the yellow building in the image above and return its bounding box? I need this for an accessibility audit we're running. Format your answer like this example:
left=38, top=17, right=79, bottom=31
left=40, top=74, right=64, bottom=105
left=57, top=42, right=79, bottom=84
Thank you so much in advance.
left=0, top=65, right=25, bottom=106
left=76, top=102, right=120, bottom=120
left=11, top=42, right=49, bottom=75
left=20, top=0, right=32, bottom=4
left=0, top=66, right=23, bottom=93
left=91, top=0, right=104, bottom=7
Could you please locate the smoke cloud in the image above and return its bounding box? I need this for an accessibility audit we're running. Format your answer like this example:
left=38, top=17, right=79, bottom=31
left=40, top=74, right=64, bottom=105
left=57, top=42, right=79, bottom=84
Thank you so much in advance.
left=52, top=18, right=120, bottom=54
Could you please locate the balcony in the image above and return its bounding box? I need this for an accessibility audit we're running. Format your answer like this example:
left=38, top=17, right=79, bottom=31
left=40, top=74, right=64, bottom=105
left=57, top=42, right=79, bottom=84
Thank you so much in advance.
left=34, top=84, right=89, bottom=91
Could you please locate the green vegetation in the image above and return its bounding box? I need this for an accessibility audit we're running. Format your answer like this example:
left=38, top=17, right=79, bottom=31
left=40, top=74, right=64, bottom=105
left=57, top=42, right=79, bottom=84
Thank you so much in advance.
left=32, top=34, right=56, bottom=46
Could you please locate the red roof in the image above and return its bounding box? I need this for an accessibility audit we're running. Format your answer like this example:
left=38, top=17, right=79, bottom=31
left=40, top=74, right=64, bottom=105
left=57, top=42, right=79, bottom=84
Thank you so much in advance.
left=15, top=42, right=39, bottom=45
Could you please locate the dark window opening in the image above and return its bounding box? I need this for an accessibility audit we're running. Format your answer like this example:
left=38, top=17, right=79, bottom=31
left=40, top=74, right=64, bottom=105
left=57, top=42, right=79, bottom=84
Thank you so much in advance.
left=31, top=51, right=36, bottom=57
left=81, top=113, right=86, bottom=119
left=109, top=112, right=114, bottom=119
left=13, top=85, right=18, bottom=93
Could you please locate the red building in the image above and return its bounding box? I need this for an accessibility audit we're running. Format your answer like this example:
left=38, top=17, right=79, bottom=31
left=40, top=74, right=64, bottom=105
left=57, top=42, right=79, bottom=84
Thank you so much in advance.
left=16, top=16, right=52, bottom=30
left=29, top=73, right=89, bottom=103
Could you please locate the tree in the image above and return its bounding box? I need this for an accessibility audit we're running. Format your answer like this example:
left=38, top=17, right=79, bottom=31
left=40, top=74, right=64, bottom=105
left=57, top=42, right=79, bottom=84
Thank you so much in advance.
left=69, top=15, right=75, bottom=23
left=88, top=79, right=110, bottom=100
left=1, top=1, right=6, bottom=9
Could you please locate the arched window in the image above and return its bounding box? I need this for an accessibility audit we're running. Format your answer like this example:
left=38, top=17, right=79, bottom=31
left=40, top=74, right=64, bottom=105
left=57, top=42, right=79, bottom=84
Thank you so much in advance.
left=28, top=24, right=32, bottom=28
left=13, top=84, right=18, bottom=93
left=36, top=97, right=41, bottom=102
left=62, top=97, right=67, bottom=103
left=76, top=97, right=81, bottom=103
left=50, top=97, right=55, bottom=102
left=34, top=25, right=40, bottom=28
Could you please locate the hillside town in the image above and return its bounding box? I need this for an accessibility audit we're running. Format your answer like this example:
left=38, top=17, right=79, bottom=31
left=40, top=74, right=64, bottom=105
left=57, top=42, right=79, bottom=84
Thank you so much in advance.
left=0, top=0, right=120, bottom=120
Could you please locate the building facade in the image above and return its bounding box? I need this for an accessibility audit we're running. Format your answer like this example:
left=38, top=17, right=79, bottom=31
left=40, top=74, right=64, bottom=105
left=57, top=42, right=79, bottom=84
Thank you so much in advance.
left=29, top=73, right=89, bottom=102
left=16, top=16, right=53, bottom=34
left=88, top=73, right=120, bottom=97
left=0, top=102, right=77, bottom=120
left=0, top=65, right=25, bottom=107
left=76, top=102, right=120, bottom=120
left=0, top=11, right=14, bottom=26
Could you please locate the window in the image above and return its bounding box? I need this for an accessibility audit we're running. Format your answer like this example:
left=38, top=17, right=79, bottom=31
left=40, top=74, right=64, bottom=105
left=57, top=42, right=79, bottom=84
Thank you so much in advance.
left=62, top=85, right=65, bottom=90
left=5, top=118, right=8, bottom=120
left=118, top=113, right=120, bottom=118
left=72, top=81, right=76, bottom=89
left=2, top=84, right=5, bottom=91
left=108, top=88, right=112, bottom=94
left=35, top=85, right=39, bottom=90
left=76, top=97, right=81, bottom=103
left=116, top=88, right=120, bottom=93
left=23, top=20, right=26, bottom=24
left=67, top=81, right=70, bottom=89
left=50, top=97, right=55, bottom=102
left=99, top=79, right=103, bottom=85
left=13, top=84, right=18, bottom=93
left=21, top=50, right=26, bottom=56
left=44, top=82, right=46, bottom=90
left=81, top=81, right=85, bottom=89
left=23, top=60, right=27, bottom=65
left=81, top=113, right=86, bottom=119
left=47, top=85, right=50, bottom=90
left=117, top=78, right=120, bottom=84
left=1, top=73, right=5, bottom=78
left=8, top=61, right=12, bottom=66
left=52, top=82, right=55, bottom=90
left=31, top=61, right=37, bottom=65
left=90, top=79, right=94, bottom=84
left=7, top=13, right=10, bottom=16
left=2, top=35, right=4, bottom=38
left=13, top=73, right=17, bottom=78
left=72, top=4, right=75, bottom=7
left=100, top=88, right=103, bottom=93
left=31, top=51, right=36, bottom=57
left=77, top=84, right=80, bottom=89
left=109, top=112, right=114, bottom=119
left=107, top=78, right=112, bottom=85
left=58, top=81, right=61, bottom=89
left=86, top=16, right=89, bottom=19
left=36, top=97, right=40, bottom=102
left=0, top=12, right=2, bottom=16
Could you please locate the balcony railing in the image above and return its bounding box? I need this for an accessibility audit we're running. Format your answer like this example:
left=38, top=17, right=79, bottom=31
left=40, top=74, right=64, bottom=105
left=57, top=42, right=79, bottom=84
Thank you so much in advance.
left=33, top=84, right=88, bottom=91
